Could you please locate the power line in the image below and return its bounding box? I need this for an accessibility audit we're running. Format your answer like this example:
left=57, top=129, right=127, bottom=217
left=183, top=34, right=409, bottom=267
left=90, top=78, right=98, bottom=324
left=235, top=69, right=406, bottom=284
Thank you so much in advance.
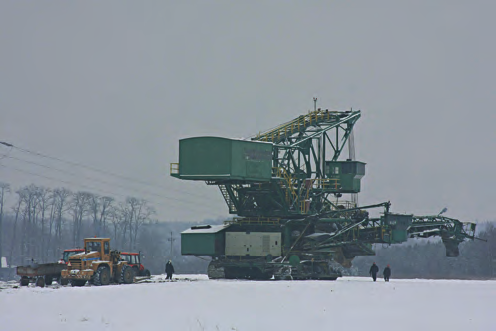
left=0, top=141, right=220, bottom=201
left=3, top=154, right=220, bottom=207
left=0, top=163, right=224, bottom=216
left=0, top=145, right=12, bottom=165
left=0, top=141, right=218, bottom=202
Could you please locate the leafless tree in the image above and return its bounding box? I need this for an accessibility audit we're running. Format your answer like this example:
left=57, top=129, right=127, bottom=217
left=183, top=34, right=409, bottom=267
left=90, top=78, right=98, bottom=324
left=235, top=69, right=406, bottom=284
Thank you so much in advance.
left=88, top=193, right=100, bottom=236
left=46, top=191, right=57, bottom=259
left=99, top=196, right=114, bottom=236
left=122, top=197, right=156, bottom=251
left=52, top=188, right=71, bottom=243
left=89, top=194, right=114, bottom=237
left=69, top=191, right=92, bottom=247
left=17, top=185, right=40, bottom=260
left=108, top=205, right=123, bottom=247
left=10, top=187, right=26, bottom=264
left=119, top=201, right=129, bottom=248
left=0, top=182, right=10, bottom=264
left=35, top=187, right=51, bottom=262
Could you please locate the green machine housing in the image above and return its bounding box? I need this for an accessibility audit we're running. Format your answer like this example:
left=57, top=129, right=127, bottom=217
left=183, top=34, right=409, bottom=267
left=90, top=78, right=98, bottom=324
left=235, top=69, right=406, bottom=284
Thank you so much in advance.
left=171, top=137, right=272, bottom=182
left=182, top=224, right=281, bottom=258
left=181, top=225, right=228, bottom=256
left=383, top=213, right=413, bottom=243
left=326, top=160, right=365, bottom=193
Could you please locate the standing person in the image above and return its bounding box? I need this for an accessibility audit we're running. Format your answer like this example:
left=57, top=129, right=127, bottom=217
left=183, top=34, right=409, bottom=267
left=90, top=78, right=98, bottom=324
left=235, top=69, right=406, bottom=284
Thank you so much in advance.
left=383, top=264, right=391, bottom=282
left=369, top=262, right=379, bottom=282
left=165, top=260, right=175, bottom=280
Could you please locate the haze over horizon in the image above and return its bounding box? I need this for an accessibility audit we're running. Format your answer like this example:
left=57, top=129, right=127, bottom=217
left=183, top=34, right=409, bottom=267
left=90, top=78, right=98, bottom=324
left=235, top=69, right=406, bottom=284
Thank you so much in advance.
left=1, top=1, right=495, bottom=224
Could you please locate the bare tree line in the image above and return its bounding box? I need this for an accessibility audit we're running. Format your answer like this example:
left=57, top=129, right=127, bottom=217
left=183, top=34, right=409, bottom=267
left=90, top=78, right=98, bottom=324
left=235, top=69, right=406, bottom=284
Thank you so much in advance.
left=0, top=181, right=156, bottom=266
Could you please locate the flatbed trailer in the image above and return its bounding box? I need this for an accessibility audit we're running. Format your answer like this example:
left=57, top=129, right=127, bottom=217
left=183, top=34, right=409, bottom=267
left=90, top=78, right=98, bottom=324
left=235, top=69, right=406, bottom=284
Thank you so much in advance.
left=17, top=262, right=68, bottom=287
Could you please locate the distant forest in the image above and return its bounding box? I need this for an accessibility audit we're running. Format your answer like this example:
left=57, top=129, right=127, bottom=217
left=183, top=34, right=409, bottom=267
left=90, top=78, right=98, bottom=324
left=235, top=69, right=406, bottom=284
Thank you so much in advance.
left=0, top=182, right=494, bottom=280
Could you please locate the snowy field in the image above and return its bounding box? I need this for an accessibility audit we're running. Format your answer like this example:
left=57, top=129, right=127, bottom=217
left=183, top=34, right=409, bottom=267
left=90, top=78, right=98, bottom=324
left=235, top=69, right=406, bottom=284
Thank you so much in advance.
left=0, top=274, right=494, bottom=331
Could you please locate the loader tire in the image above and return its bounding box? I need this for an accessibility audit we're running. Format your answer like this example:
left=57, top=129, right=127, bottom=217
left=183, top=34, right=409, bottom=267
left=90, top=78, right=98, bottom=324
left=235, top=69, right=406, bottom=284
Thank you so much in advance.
left=132, top=266, right=140, bottom=277
left=143, top=269, right=151, bottom=277
left=120, top=265, right=134, bottom=284
left=94, top=266, right=111, bottom=286
left=20, top=276, right=29, bottom=286
left=60, top=278, right=69, bottom=286
left=36, top=277, right=45, bottom=288
left=45, top=275, right=53, bottom=285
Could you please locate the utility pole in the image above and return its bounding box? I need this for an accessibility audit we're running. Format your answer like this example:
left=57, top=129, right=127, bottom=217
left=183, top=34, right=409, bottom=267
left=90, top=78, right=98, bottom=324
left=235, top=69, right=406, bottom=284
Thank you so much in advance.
left=0, top=183, right=10, bottom=268
left=167, top=232, right=176, bottom=259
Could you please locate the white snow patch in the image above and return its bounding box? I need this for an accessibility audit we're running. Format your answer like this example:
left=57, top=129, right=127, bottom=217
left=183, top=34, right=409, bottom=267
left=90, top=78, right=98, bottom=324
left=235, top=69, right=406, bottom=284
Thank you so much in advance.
left=0, top=275, right=493, bottom=330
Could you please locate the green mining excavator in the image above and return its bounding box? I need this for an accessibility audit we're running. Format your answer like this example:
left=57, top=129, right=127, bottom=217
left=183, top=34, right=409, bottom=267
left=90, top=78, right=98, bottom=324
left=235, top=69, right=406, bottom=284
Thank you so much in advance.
left=171, top=107, right=477, bottom=280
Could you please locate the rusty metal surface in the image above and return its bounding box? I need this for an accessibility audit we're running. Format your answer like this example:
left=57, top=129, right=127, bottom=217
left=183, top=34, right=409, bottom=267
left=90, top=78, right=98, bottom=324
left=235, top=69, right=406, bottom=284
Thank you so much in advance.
left=16, top=263, right=66, bottom=277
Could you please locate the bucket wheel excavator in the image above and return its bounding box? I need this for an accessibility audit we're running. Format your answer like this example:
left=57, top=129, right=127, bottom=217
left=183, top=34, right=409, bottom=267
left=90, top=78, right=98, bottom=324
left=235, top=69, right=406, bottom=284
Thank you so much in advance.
left=171, top=105, right=477, bottom=280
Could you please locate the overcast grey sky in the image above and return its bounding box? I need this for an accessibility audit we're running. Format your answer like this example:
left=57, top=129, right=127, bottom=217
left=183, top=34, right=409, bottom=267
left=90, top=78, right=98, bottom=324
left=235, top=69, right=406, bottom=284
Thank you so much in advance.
left=1, top=1, right=495, bottom=224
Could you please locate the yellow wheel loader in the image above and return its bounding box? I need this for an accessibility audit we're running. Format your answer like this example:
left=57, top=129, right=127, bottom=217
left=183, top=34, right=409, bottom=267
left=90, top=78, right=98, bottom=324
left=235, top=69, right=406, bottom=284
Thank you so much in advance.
left=61, top=238, right=134, bottom=286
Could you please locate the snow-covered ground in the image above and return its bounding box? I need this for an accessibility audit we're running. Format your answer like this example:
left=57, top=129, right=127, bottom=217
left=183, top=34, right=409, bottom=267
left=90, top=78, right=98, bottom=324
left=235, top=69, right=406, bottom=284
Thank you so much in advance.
left=0, top=274, right=493, bottom=331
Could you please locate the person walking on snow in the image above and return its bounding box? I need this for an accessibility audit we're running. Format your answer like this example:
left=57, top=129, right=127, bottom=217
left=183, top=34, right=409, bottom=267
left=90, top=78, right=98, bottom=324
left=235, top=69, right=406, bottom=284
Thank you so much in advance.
left=369, top=262, right=379, bottom=282
left=383, top=264, right=391, bottom=282
left=165, top=260, right=175, bottom=280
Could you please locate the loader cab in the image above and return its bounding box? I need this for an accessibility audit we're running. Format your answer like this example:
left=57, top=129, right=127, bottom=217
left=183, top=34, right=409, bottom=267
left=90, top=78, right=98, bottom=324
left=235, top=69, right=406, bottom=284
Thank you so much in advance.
left=84, top=238, right=110, bottom=259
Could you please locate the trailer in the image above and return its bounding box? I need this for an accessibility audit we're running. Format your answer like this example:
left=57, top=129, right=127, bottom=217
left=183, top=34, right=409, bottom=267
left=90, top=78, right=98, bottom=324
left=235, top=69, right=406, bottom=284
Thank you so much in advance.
left=17, top=262, right=68, bottom=287
left=16, top=248, right=84, bottom=287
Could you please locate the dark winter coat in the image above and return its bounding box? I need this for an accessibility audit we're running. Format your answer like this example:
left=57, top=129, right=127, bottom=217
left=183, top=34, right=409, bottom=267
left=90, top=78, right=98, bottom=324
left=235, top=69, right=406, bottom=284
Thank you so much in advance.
left=165, top=262, right=175, bottom=274
left=383, top=267, right=391, bottom=277
left=369, top=264, right=379, bottom=275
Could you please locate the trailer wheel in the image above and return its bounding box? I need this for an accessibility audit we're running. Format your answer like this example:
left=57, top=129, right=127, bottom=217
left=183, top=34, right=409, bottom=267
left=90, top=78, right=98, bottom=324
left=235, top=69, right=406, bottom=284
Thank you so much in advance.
left=20, top=276, right=29, bottom=286
left=60, top=278, right=69, bottom=286
left=93, top=266, right=110, bottom=286
left=120, top=265, right=134, bottom=284
left=45, top=275, right=53, bottom=286
left=36, top=277, right=45, bottom=288
left=143, top=269, right=151, bottom=277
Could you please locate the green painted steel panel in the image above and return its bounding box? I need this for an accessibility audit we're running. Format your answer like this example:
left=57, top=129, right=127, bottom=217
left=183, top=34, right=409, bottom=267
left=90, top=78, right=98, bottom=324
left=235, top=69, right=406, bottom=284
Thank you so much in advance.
left=388, top=214, right=413, bottom=244
left=181, top=224, right=228, bottom=256
left=325, top=161, right=366, bottom=193
left=179, top=137, right=231, bottom=180
left=182, top=233, right=213, bottom=256
left=178, top=137, right=272, bottom=181
left=181, top=232, right=224, bottom=256
left=391, top=229, right=408, bottom=243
